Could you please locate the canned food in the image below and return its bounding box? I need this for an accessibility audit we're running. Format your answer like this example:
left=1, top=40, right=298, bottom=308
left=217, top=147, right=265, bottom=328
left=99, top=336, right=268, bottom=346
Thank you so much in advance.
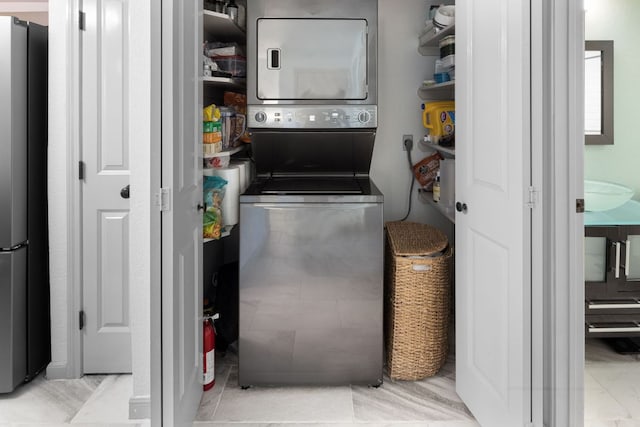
left=439, top=35, right=455, bottom=58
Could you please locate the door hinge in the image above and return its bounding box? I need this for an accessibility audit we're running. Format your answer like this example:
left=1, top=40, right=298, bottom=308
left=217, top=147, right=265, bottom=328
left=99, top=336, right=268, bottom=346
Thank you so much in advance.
left=79, top=11, right=86, bottom=31
left=78, top=161, right=85, bottom=180
left=576, top=198, right=585, bottom=213
left=79, top=310, right=85, bottom=330
left=526, top=186, right=538, bottom=209
left=155, top=188, right=171, bottom=212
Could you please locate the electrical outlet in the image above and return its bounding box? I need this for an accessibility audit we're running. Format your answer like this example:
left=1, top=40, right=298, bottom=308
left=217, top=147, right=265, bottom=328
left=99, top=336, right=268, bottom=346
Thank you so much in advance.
left=402, top=134, right=413, bottom=151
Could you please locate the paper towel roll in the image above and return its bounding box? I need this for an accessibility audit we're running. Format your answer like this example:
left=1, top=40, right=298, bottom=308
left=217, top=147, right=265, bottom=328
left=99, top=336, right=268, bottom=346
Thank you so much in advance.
left=211, top=166, right=240, bottom=226
left=231, top=160, right=249, bottom=192
left=243, top=160, right=252, bottom=189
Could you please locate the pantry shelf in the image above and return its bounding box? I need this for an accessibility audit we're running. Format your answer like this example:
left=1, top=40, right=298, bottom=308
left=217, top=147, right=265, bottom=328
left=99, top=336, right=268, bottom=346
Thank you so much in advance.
left=418, top=24, right=455, bottom=56
left=424, top=196, right=456, bottom=224
left=203, top=225, right=233, bottom=244
left=203, top=145, right=244, bottom=159
left=423, top=141, right=455, bottom=158
left=202, top=76, right=246, bottom=90
left=203, top=10, right=245, bottom=42
left=418, top=80, right=455, bottom=100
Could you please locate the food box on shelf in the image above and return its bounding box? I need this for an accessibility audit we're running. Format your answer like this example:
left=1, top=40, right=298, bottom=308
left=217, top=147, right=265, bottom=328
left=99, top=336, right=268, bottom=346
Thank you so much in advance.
left=205, top=42, right=244, bottom=57
left=212, top=55, right=246, bottom=77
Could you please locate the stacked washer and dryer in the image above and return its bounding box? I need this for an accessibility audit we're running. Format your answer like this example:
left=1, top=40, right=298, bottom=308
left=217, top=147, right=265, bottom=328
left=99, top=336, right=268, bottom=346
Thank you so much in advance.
left=238, top=0, right=384, bottom=387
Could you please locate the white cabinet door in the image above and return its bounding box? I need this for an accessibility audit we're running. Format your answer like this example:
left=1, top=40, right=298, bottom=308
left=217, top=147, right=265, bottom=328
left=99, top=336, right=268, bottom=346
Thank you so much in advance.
left=161, top=0, right=203, bottom=425
left=455, top=1, right=532, bottom=426
left=81, top=0, right=132, bottom=374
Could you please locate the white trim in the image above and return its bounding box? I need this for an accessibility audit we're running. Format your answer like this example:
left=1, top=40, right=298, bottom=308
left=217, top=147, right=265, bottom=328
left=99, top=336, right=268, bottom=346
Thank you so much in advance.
left=0, top=3, right=48, bottom=13
left=129, top=395, right=151, bottom=420
left=521, top=2, right=536, bottom=425
left=150, top=0, right=162, bottom=424
left=46, top=0, right=82, bottom=380
left=530, top=0, right=545, bottom=425
left=69, top=0, right=83, bottom=379
left=543, top=0, right=585, bottom=425
left=44, top=361, right=70, bottom=380
left=567, top=0, right=585, bottom=424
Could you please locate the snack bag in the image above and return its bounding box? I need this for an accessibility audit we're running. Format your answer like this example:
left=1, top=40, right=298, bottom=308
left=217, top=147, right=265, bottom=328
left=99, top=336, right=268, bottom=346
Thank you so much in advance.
left=203, top=105, right=223, bottom=149
left=413, top=152, right=443, bottom=189
left=203, top=175, right=227, bottom=239
left=224, top=92, right=251, bottom=143
left=203, top=104, right=221, bottom=122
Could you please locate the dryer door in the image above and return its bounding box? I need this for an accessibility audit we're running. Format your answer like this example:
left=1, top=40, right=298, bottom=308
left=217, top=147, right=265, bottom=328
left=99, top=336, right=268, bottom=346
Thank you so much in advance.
left=257, top=19, right=368, bottom=100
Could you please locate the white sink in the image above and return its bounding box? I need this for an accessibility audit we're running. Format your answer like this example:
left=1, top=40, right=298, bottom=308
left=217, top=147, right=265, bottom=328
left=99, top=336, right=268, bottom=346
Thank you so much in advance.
left=584, top=180, right=634, bottom=211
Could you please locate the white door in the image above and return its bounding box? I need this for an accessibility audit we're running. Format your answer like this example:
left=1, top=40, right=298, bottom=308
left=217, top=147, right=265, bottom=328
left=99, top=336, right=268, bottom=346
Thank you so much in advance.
left=455, top=0, right=532, bottom=426
left=81, top=0, right=132, bottom=374
left=160, top=0, right=203, bottom=425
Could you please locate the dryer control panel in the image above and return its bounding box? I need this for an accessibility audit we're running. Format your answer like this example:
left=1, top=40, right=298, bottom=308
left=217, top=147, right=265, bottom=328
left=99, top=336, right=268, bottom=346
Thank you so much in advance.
left=247, top=105, right=378, bottom=129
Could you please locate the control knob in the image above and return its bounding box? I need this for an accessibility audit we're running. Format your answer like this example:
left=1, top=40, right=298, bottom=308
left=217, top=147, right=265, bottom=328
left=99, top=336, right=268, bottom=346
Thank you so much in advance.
left=254, top=111, right=267, bottom=123
left=358, top=110, right=371, bottom=124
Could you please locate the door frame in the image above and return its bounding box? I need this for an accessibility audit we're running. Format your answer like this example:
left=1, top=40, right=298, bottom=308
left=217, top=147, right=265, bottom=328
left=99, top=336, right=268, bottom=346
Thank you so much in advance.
left=538, top=0, right=585, bottom=426
left=46, top=0, right=84, bottom=380
left=149, top=1, right=162, bottom=423
left=145, top=1, right=586, bottom=426
left=48, top=0, right=157, bottom=413
left=70, top=0, right=84, bottom=380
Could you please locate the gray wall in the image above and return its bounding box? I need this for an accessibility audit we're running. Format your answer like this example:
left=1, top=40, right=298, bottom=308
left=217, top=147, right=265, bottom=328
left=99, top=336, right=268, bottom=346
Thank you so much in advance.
left=373, top=0, right=454, bottom=239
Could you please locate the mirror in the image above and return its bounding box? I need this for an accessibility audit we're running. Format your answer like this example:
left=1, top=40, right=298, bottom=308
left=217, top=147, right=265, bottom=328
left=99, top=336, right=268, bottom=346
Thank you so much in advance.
left=585, top=40, right=614, bottom=145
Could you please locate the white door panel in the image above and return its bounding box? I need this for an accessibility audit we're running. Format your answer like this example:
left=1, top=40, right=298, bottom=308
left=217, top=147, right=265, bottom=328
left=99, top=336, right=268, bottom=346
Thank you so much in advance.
left=161, top=0, right=203, bottom=424
left=99, top=211, right=129, bottom=325
left=82, top=0, right=131, bottom=374
left=456, top=0, right=531, bottom=426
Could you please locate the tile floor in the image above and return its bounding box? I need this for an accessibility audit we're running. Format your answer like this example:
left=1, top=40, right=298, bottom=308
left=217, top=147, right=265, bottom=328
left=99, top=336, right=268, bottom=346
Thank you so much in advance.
left=0, top=339, right=638, bottom=426
left=0, top=373, right=147, bottom=426
left=584, top=339, right=640, bottom=427
left=194, top=350, right=477, bottom=427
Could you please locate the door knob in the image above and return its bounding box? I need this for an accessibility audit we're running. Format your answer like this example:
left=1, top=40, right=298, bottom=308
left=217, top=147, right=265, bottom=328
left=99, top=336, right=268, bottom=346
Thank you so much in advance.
left=456, top=202, right=468, bottom=213
left=120, top=185, right=130, bottom=199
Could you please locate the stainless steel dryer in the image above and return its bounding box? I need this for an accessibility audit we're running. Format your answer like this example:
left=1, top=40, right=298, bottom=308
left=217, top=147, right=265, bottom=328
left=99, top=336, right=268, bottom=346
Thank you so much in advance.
left=239, top=0, right=383, bottom=387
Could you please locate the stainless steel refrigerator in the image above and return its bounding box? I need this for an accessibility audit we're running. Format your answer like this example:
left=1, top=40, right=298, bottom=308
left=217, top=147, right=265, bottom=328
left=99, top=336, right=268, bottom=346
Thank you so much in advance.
left=0, top=16, right=50, bottom=393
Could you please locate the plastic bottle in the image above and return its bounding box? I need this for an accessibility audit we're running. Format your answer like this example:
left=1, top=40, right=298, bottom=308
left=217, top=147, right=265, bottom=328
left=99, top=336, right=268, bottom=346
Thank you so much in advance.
left=433, top=172, right=441, bottom=203
left=226, top=0, right=238, bottom=22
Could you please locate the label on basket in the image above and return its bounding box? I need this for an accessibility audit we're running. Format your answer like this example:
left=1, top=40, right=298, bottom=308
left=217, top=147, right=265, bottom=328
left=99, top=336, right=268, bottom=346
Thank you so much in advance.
left=204, top=350, right=214, bottom=384
left=412, top=265, right=432, bottom=272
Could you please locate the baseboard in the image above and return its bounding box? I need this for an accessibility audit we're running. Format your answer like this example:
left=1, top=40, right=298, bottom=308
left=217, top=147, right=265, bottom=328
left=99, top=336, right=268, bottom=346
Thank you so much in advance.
left=45, top=361, right=71, bottom=379
left=129, top=395, right=151, bottom=420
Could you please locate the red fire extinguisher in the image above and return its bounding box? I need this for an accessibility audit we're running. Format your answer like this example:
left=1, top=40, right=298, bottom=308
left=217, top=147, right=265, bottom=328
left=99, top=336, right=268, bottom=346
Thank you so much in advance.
left=203, top=313, right=219, bottom=391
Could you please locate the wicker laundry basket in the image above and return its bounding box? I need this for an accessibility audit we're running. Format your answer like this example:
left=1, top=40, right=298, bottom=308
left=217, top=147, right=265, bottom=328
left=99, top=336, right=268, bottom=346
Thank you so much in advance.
left=384, top=221, right=452, bottom=380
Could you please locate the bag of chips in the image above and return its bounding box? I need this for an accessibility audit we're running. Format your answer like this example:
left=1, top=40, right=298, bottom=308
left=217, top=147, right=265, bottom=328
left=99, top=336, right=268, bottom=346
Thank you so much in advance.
left=203, top=175, right=227, bottom=239
left=413, top=152, right=443, bottom=189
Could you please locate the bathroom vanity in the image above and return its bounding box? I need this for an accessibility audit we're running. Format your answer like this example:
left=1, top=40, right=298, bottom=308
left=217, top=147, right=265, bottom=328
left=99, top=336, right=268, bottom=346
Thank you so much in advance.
left=585, top=200, right=640, bottom=338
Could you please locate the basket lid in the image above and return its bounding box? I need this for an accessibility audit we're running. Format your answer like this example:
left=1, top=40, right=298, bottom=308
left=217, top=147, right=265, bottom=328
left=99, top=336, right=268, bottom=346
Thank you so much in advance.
left=386, top=221, right=448, bottom=256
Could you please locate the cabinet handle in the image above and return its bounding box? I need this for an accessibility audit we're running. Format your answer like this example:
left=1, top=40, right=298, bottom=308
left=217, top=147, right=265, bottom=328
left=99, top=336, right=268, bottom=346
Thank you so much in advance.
left=625, top=239, right=631, bottom=277
left=588, top=324, right=640, bottom=334
left=588, top=299, right=640, bottom=310
left=615, top=241, right=621, bottom=279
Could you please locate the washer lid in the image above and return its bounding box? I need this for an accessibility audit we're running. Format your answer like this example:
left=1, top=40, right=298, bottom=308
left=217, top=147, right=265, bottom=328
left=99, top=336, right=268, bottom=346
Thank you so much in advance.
left=251, top=130, right=376, bottom=177
left=260, top=177, right=363, bottom=194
